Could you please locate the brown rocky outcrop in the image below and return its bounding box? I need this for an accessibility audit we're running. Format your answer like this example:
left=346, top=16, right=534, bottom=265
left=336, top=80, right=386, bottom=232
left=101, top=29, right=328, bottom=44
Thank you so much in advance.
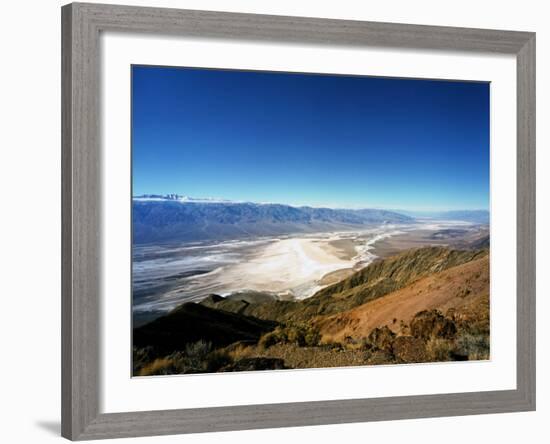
left=367, top=326, right=395, bottom=352
left=392, top=336, right=429, bottom=363
left=410, top=310, right=457, bottom=340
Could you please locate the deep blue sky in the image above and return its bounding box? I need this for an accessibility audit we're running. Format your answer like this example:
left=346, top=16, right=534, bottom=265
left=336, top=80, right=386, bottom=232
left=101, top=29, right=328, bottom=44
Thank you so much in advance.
left=132, top=66, right=489, bottom=211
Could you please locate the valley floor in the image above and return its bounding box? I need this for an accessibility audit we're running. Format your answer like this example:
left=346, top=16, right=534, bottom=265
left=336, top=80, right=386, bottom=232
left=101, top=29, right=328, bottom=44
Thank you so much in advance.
left=132, top=220, right=489, bottom=322
left=133, top=238, right=490, bottom=376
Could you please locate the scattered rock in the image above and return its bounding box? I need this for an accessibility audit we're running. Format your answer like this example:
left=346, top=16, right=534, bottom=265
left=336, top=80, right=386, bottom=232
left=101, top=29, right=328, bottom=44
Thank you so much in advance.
left=221, top=357, right=286, bottom=372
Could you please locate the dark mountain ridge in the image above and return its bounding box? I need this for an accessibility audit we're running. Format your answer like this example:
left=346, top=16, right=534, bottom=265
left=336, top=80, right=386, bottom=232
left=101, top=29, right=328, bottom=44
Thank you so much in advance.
left=133, top=302, right=276, bottom=354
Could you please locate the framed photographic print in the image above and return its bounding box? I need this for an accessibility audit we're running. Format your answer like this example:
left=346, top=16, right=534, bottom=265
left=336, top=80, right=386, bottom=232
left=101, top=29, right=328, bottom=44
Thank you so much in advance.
left=61, top=2, right=536, bottom=440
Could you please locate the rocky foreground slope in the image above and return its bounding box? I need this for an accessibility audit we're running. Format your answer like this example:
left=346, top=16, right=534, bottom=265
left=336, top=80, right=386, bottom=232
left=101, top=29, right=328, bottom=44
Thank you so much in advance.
left=314, top=254, right=489, bottom=343
left=133, top=245, right=490, bottom=375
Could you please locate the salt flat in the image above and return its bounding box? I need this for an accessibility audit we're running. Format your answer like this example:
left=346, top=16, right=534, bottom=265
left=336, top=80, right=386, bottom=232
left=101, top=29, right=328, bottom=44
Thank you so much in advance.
left=132, top=220, right=483, bottom=316
left=215, top=236, right=355, bottom=300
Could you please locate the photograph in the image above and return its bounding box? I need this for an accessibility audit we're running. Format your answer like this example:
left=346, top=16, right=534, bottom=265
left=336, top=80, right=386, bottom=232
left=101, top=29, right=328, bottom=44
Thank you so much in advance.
left=131, top=65, right=491, bottom=376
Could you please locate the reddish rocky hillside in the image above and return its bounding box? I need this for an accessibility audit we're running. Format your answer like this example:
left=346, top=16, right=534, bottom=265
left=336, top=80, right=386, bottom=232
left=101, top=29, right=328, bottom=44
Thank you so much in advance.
left=314, top=254, right=489, bottom=343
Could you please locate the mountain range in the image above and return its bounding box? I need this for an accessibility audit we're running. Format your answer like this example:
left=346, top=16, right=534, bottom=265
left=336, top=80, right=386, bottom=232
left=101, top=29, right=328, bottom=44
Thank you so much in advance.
left=133, top=195, right=414, bottom=244
left=398, top=209, right=489, bottom=224
left=133, top=195, right=490, bottom=244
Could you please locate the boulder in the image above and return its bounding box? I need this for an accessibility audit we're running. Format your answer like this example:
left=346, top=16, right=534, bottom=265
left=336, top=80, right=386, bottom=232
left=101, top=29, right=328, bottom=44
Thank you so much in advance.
left=410, top=310, right=457, bottom=340
left=367, top=326, right=396, bottom=352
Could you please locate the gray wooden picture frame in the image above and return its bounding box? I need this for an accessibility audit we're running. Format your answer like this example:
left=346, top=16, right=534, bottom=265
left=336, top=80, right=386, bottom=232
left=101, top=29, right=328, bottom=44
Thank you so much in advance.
left=61, top=2, right=536, bottom=440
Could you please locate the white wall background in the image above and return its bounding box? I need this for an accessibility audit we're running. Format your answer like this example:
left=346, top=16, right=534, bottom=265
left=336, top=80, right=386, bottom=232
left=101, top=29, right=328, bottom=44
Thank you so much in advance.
left=0, top=1, right=546, bottom=443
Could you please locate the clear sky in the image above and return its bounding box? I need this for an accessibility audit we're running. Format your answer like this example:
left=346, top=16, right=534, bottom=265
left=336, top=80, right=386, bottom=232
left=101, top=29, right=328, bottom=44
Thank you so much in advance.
left=132, top=65, right=489, bottom=211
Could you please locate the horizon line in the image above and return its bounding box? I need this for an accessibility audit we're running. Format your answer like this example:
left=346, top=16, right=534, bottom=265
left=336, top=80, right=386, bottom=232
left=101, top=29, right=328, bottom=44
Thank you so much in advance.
left=132, top=194, right=489, bottom=213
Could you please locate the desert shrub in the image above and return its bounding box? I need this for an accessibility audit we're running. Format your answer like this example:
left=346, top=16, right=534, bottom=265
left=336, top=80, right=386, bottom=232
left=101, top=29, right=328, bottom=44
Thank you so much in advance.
left=226, top=342, right=254, bottom=361
left=138, top=357, right=177, bottom=376
left=455, top=333, right=490, bottom=360
left=133, top=346, right=157, bottom=375
left=286, top=325, right=304, bottom=345
left=183, top=340, right=233, bottom=372
left=285, top=324, right=315, bottom=346
left=137, top=351, right=196, bottom=376
left=204, top=349, right=233, bottom=372
left=258, top=323, right=320, bottom=348
left=303, top=326, right=322, bottom=347
left=425, top=338, right=454, bottom=362
left=185, top=339, right=212, bottom=357
left=258, top=328, right=286, bottom=349
left=457, top=311, right=490, bottom=338
left=183, top=340, right=212, bottom=370
left=258, top=333, right=276, bottom=349
left=136, top=340, right=234, bottom=376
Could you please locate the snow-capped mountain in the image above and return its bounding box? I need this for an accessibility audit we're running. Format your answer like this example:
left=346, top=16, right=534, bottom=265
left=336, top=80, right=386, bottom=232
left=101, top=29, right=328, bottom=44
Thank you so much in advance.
left=132, top=195, right=414, bottom=244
